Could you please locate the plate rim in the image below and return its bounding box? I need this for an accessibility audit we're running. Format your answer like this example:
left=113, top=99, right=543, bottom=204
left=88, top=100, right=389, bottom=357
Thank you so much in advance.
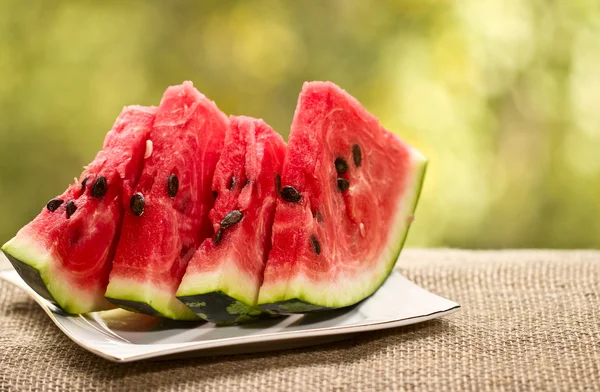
left=0, top=268, right=460, bottom=363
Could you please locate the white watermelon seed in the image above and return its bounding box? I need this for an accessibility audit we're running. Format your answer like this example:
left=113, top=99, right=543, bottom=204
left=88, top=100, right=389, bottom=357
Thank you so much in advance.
left=144, top=140, right=153, bottom=159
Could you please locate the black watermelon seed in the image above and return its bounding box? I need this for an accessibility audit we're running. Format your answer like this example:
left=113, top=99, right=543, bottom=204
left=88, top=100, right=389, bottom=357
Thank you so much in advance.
left=244, top=179, right=250, bottom=187
left=310, top=235, right=321, bottom=255
left=281, top=186, right=302, bottom=203
left=130, top=193, right=145, bottom=216
left=275, top=174, right=282, bottom=196
left=65, top=200, right=77, bottom=218
left=91, top=176, right=108, bottom=198
left=46, top=198, right=64, bottom=212
left=220, top=210, right=243, bottom=229
left=228, top=176, right=236, bottom=190
left=80, top=176, right=89, bottom=191
left=214, top=228, right=224, bottom=245
left=334, top=157, right=349, bottom=174
left=212, top=190, right=218, bottom=199
left=352, top=144, right=362, bottom=167
left=337, top=178, right=350, bottom=192
left=167, top=174, right=179, bottom=198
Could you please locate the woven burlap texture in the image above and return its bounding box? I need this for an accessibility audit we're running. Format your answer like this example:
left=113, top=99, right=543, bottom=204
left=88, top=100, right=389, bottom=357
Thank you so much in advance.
left=0, top=250, right=598, bottom=391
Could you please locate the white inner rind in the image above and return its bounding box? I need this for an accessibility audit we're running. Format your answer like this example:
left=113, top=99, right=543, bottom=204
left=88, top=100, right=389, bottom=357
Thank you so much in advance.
left=105, top=277, right=199, bottom=320
left=177, top=258, right=261, bottom=306
left=257, top=147, right=428, bottom=308
left=2, top=235, right=114, bottom=314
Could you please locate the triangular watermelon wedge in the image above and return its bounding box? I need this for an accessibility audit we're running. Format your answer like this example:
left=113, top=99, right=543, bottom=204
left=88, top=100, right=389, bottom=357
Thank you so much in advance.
left=105, top=82, right=228, bottom=320
left=257, top=82, right=427, bottom=313
left=1, top=106, right=156, bottom=314
left=177, top=116, right=286, bottom=324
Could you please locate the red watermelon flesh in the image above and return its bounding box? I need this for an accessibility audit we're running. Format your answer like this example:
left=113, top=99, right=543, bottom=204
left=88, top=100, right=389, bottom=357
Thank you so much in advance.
left=1, top=106, right=156, bottom=314
left=176, top=116, right=286, bottom=324
left=257, top=82, right=427, bottom=313
left=105, top=82, right=228, bottom=320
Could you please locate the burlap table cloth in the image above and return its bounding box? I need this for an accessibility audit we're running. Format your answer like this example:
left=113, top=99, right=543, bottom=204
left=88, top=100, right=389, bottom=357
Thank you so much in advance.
left=0, top=250, right=598, bottom=391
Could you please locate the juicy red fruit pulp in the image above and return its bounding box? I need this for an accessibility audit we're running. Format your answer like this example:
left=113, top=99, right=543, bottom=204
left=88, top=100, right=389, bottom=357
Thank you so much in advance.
left=106, top=82, right=228, bottom=319
left=2, top=106, right=156, bottom=313
left=177, top=116, right=286, bottom=323
left=55, top=106, right=156, bottom=281
left=201, top=116, right=285, bottom=280
left=259, top=81, right=423, bottom=310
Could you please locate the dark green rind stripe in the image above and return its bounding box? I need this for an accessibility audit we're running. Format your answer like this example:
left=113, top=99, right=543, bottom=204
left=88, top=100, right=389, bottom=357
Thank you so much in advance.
left=2, top=249, right=59, bottom=308
left=259, top=299, right=335, bottom=314
left=105, top=297, right=172, bottom=319
left=177, top=291, right=280, bottom=325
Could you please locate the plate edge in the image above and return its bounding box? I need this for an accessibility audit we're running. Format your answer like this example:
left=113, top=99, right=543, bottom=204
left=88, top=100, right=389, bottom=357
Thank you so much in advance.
left=0, top=268, right=461, bottom=363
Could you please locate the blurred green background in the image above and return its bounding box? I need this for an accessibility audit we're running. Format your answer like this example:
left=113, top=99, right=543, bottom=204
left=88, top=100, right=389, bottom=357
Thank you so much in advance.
left=1, top=0, right=599, bottom=248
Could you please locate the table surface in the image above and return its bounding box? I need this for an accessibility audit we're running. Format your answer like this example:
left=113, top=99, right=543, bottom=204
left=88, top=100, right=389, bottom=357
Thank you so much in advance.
left=1, top=250, right=598, bottom=391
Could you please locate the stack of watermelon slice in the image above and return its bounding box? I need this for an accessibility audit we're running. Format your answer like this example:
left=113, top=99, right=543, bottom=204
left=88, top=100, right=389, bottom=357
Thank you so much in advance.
left=1, top=81, right=427, bottom=324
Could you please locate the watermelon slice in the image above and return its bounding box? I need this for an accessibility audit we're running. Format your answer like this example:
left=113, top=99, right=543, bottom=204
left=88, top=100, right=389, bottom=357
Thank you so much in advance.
left=105, top=82, right=228, bottom=320
left=177, top=116, right=286, bottom=324
left=257, top=82, right=427, bottom=313
left=1, top=106, right=156, bottom=314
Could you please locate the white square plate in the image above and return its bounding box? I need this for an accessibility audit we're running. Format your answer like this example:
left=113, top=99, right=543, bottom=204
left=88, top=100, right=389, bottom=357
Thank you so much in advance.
left=0, top=264, right=459, bottom=363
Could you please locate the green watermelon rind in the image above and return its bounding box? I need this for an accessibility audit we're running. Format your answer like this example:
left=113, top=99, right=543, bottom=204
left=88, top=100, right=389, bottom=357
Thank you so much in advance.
left=177, top=290, right=279, bottom=325
left=256, top=148, right=428, bottom=313
left=1, top=235, right=114, bottom=314
left=176, top=264, right=275, bottom=324
left=105, top=277, right=200, bottom=321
